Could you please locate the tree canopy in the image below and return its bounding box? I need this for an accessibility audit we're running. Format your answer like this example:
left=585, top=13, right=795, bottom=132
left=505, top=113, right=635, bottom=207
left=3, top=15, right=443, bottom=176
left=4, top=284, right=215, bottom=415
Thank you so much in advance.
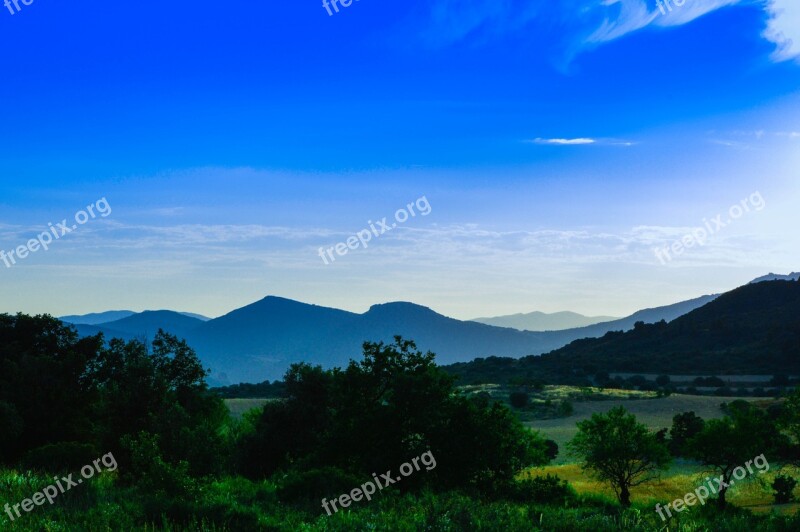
left=568, top=406, right=671, bottom=506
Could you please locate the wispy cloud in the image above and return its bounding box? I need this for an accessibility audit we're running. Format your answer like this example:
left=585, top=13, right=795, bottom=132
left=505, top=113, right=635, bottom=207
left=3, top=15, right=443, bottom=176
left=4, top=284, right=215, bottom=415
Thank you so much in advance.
left=763, top=0, right=800, bottom=63
left=708, top=129, right=800, bottom=147
left=531, top=138, right=596, bottom=145
left=425, top=0, right=797, bottom=64
left=527, top=137, right=634, bottom=146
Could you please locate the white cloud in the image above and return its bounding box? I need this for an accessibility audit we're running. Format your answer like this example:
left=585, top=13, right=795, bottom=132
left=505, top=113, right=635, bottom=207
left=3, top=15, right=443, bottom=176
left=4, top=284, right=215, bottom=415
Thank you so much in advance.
left=586, top=0, right=741, bottom=45
left=528, top=137, right=634, bottom=146
left=531, top=137, right=596, bottom=145
left=585, top=0, right=658, bottom=45
left=763, top=0, right=800, bottom=63
left=425, top=0, right=799, bottom=65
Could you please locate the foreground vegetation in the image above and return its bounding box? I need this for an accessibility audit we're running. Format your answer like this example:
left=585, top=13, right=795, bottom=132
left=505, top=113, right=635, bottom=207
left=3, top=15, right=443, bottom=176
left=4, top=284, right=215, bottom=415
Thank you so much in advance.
left=2, top=469, right=800, bottom=531
left=1, top=313, right=800, bottom=530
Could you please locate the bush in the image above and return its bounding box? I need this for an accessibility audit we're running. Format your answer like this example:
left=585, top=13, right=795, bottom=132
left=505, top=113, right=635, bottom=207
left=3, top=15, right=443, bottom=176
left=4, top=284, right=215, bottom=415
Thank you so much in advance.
left=772, top=474, right=797, bottom=504
left=627, top=375, right=647, bottom=387
left=543, top=439, right=559, bottom=461
left=509, top=392, right=529, bottom=409
left=557, top=400, right=574, bottom=417
left=21, top=442, right=98, bottom=472
left=121, top=431, right=196, bottom=498
left=0, top=401, right=23, bottom=462
left=276, top=467, right=365, bottom=507
left=510, top=474, right=575, bottom=505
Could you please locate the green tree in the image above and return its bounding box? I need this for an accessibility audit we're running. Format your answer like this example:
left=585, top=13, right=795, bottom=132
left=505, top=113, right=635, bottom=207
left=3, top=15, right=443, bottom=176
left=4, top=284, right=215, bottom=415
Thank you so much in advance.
left=241, top=336, right=551, bottom=495
left=669, top=411, right=705, bottom=456
left=568, top=406, right=671, bottom=507
left=89, top=331, right=229, bottom=478
left=688, top=404, right=777, bottom=509
left=510, top=392, right=529, bottom=409
left=779, top=387, right=800, bottom=465
left=0, top=314, right=102, bottom=463
left=772, top=474, right=797, bottom=504
left=655, top=375, right=671, bottom=387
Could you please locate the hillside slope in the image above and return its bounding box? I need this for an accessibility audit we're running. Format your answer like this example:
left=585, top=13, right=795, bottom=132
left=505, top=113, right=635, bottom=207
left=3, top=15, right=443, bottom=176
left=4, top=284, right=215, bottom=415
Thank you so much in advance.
left=446, top=280, right=800, bottom=383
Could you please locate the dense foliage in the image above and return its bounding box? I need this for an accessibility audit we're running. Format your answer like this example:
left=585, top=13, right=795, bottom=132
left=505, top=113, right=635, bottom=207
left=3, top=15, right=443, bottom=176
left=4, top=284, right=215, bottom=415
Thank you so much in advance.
left=238, top=337, right=551, bottom=496
left=1, top=314, right=799, bottom=529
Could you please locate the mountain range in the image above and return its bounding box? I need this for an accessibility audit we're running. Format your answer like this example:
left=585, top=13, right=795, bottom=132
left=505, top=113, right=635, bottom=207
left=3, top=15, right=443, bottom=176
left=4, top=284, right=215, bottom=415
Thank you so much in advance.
left=471, top=311, right=619, bottom=331
left=749, top=272, right=800, bottom=284
left=62, top=288, right=729, bottom=384
left=61, top=310, right=210, bottom=325
left=445, top=277, right=800, bottom=383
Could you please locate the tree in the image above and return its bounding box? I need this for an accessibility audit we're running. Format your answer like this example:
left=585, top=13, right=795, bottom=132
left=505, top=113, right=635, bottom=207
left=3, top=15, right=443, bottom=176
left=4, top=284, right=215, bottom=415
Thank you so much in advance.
left=543, top=439, right=559, bottom=461
left=0, top=314, right=103, bottom=463
left=772, top=474, right=797, bottom=504
left=688, top=404, right=777, bottom=509
left=568, top=406, right=671, bottom=507
left=241, top=336, right=551, bottom=495
left=778, top=387, right=800, bottom=465
left=669, top=411, right=705, bottom=456
left=88, top=331, right=229, bottom=478
left=655, top=375, right=671, bottom=387
left=510, top=392, right=529, bottom=409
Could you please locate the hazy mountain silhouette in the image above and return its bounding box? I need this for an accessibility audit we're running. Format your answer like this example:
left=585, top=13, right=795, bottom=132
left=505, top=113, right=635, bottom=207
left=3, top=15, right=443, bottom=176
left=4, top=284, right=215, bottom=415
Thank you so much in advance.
left=750, top=272, right=800, bottom=284
left=100, top=311, right=206, bottom=338
left=61, top=310, right=137, bottom=325
left=66, top=275, right=800, bottom=384
left=72, top=296, right=718, bottom=384
left=185, top=297, right=561, bottom=384
left=472, top=311, right=619, bottom=331
left=69, top=311, right=205, bottom=344
left=531, top=279, right=800, bottom=375
left=62, top=310, right=210, bottom=325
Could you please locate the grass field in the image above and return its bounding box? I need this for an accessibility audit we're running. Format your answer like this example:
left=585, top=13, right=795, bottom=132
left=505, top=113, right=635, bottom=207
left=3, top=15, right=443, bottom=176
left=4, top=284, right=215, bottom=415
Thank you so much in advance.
left=223, top=398, right=271, bottom=418
left=527, top=393, right=767, bottom=463
left=523, top=462, right=800, bottom=516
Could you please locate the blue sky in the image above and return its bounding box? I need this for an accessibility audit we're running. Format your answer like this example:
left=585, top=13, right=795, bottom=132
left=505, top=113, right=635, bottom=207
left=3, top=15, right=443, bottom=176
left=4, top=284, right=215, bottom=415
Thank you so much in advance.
left=0, top=0, right=798, bottom=319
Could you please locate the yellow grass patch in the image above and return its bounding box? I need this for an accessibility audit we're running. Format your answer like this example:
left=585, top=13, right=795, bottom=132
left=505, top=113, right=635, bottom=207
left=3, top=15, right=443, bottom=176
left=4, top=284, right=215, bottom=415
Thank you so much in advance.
left=522, top=463, right=800, bottom=515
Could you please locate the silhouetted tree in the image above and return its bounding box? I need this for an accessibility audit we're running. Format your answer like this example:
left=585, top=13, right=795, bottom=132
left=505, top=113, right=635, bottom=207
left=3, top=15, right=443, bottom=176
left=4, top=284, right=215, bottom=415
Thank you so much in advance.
left=568, top=406, right=671, bottom=507
left=688, top=404, right=778, bottom=509
left=669, top=411, right=705, bottom=456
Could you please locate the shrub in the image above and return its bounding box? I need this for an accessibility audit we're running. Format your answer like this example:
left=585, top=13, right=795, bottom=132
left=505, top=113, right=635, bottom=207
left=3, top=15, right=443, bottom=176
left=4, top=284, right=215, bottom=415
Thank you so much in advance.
left=0, top=401, right=23, bottom=462
left=543, top=439, right=559, bottom=461
left=509, top=392, right=529, bottom=409
left=21, top=442, right=98, bottom=472
left=121, top=431, right=196, bottom=498
left=627, top=375, right=647, bottom=386
left=772, top=474, right=797, bottom=504
left=510, top=474, right=575, bottom=505
left=277, top=467, right=365, bottom=507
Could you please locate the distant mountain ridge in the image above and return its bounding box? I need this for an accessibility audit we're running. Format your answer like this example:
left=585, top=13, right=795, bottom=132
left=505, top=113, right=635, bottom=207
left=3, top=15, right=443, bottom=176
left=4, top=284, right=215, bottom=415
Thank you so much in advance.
left=472, top=311, right=619, bottom=331
left=527, top=279, right=800, bottom=375
left=750, top=272, right=800, bottom=284
left=61, top=310, right=210, bottom=325
left=62, top=294, right=720, bottom=384
left=61, top=310, right=137, bottom=325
